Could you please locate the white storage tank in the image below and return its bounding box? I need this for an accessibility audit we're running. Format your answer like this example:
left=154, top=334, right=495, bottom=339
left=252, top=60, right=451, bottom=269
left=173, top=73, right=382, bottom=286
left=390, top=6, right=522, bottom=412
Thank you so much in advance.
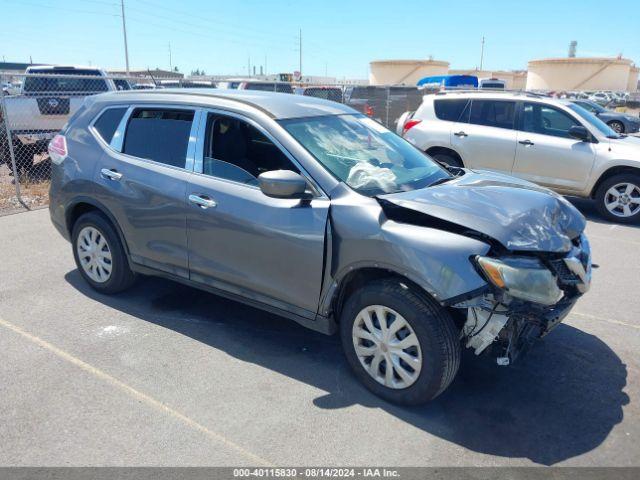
left=526, top=57, right=633, bottom=91
left=369, top=59, right=449, bottom=86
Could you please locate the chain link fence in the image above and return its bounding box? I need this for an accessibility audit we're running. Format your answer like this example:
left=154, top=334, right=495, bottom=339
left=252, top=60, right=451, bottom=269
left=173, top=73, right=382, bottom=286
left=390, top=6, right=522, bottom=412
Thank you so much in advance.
left=0, top=71, right=138, bottom=213
left=0, top=71, right=425, bottom=214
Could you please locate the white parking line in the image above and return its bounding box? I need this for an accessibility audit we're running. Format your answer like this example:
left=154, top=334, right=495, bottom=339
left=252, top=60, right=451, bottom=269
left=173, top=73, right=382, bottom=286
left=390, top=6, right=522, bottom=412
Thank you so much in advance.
left=571, top=311, right=640, bottom=330
left=0, top=316, right=273, bottom=467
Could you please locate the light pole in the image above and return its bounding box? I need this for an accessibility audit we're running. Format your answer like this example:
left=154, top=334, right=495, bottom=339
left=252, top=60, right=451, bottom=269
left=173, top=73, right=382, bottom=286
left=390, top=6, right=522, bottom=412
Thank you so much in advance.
left=120, top=0, right=130, bottom=75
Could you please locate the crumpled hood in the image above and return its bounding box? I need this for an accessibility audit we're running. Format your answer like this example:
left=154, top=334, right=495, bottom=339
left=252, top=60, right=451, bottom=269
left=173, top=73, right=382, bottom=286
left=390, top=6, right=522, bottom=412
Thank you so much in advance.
left=378, top=170, right=586, bottom=253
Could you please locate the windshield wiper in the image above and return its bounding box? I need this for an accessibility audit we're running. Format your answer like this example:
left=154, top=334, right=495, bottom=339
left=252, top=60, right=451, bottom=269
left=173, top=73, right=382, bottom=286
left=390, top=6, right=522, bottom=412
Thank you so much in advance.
left=427, top=177, right=454, bottom=188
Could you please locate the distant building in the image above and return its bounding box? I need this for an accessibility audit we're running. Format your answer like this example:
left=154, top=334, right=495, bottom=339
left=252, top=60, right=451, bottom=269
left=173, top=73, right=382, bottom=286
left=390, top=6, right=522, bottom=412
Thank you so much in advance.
left=0, top=61, right=45, bottom=72
left=108, top=68, right=184, bottom=80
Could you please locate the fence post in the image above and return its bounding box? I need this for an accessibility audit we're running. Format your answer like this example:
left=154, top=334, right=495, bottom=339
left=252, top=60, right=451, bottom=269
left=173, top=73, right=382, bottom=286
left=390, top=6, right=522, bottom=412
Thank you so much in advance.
left=385, top=86, right=391, bottom=128
left=0, top=92, right=24, bottom=208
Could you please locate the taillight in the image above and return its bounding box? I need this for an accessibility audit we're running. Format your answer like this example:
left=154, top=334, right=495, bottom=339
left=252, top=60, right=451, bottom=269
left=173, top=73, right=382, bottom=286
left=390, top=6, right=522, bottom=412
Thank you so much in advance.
left=48, top=134, right=67, bottom=165
left=403, top=119, right=422, bottom=134
left=365, top=104, right=374, bottom=117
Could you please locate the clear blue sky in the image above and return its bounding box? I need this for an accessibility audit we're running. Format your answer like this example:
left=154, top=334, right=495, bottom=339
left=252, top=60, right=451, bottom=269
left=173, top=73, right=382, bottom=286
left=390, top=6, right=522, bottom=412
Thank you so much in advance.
left=1, top=0, right=637, bottom=78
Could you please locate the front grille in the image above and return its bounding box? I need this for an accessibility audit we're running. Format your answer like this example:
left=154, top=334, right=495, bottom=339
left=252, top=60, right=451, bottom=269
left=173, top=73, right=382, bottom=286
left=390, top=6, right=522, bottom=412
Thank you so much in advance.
left=549, top=259, right=581, bottom=286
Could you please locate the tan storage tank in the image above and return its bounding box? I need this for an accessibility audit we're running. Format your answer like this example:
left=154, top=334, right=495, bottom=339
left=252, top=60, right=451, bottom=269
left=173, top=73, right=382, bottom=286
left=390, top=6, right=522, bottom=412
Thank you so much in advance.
left=627, top=66, right=639, bottom=92
left=369, top=59, right=449, bottom=86
left=526, top=57, right=633, bottom=91
left=491, top=70, right=528, bottom=90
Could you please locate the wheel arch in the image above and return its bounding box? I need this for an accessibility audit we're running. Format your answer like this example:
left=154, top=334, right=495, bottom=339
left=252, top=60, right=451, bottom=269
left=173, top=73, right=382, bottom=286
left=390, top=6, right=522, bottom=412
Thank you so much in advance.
left=65, top=197, right=130, bottom=255
left=425, top=146, right=464, bottom=166
left=590, top=165, right=640, bottom=198
left=324, top=264, right=440, bottom=322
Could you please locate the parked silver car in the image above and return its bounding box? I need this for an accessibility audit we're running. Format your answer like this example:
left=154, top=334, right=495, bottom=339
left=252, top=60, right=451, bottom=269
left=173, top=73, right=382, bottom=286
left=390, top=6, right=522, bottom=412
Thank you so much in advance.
left=48, top=90, right=592, bottom=404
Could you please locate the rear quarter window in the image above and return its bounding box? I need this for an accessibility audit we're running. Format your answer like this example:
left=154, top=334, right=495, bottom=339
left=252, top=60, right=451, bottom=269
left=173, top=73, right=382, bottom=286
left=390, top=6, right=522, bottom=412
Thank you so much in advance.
left=434, top=99, right=469, bottom=121
left=93, top=107, right=128, bottom=145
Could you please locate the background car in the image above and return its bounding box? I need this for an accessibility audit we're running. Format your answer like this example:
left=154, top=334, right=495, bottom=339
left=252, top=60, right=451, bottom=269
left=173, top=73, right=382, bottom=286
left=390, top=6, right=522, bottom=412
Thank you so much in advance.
left=398, top=91, right=640, bottom=223
left=589, top=91, right=612, bottom=106
left=571, top=99, right=640, bottom=134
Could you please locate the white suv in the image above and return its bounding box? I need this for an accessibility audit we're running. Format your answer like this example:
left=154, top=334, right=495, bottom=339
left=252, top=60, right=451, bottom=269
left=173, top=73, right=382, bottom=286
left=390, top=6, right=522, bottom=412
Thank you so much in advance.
left=398, top=91, right=640, bottom=223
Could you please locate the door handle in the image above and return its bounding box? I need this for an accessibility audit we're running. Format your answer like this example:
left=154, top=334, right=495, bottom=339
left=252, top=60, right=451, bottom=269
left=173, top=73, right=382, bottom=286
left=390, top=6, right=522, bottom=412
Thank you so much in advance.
left=100, top=168, right=123, bottom=181
left=189, top=194, right=217, bottom=209
left=518, top=139, right=535, bottom=146
left=454, top=131, right=468, bottom=137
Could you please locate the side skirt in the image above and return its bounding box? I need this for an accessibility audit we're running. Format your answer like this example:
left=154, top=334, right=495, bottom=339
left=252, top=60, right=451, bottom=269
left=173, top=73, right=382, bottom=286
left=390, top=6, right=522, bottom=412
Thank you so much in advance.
left=130, top=262, right=337, bottom=336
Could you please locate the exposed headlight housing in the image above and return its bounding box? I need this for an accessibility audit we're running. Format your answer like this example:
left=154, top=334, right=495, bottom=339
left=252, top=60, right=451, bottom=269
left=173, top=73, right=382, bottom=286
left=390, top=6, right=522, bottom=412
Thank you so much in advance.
left=475, top=256, right=563, bottom=306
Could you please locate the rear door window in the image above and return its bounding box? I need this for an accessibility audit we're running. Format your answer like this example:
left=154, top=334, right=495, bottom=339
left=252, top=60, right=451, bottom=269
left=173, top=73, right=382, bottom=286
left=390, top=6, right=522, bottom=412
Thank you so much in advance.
left=123, top=108, right=194, bottom=168
left=469, top=100, right=516, bottom=129
left=93, top=107, right=127, bottom=144
left=434, top=99, right=469, bottom=121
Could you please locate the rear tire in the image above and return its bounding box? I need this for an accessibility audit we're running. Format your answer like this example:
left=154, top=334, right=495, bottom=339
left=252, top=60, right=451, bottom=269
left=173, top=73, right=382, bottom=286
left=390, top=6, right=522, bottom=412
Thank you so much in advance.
left=594, top=173, right=640, bottom=223
left=72, top=212, right=136, bottom=294
left=340, top=279, right=461, bottom=405
left=431, top=152, right=463, bottom=169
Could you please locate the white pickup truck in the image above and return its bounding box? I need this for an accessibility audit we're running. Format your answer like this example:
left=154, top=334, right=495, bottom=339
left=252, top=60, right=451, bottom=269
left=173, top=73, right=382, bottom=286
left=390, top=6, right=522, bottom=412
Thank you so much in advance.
left=1, top=65, right=129, bottom=171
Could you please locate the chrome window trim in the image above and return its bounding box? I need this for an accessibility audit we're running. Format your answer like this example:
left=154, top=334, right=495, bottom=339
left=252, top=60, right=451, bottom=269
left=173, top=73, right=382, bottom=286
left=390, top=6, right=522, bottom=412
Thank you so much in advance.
left=88, top=105, right=131, bottom=152
left=107, top=104, right=202, bottom=172
left=194, top=108, right=327, bottom=198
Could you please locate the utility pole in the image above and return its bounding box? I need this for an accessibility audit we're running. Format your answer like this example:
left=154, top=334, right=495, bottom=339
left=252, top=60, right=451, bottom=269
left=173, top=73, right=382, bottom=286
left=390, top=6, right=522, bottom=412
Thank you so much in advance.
left=298, top=28, right=302, bottom=79
left=120, top=0, right=130, bottom=75
left=479, top=36, right=485, bottom=71
left=264, top=54, right=267, bottom=76
left=168, top=42, right=172, bottom=71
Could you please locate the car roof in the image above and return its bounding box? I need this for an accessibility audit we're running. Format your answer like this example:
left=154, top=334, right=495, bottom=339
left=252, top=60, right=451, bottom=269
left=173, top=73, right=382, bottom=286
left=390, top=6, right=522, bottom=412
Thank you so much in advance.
left=426, top=91, right=572, bottom=107
left=96, top=88, right=357, bottom=119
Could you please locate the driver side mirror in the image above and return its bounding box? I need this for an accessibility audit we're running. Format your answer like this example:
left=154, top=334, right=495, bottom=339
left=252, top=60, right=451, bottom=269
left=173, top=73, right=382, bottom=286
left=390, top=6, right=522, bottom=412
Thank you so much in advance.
left=568, top=125, right=590, bottom=142
left=258, top=170, right=308, bottom=199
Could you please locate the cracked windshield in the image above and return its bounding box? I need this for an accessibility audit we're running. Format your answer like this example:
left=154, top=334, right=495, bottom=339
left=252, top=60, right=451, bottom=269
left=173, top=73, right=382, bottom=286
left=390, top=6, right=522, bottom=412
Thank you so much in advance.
left=281, top=114, right=450, bottom=195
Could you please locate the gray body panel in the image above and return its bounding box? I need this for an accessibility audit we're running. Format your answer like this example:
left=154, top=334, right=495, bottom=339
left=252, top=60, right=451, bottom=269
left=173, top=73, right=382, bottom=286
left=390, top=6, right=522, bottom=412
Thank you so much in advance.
left=186, top=172, right=330, bottom=316
left=49, top=90, right=586, bottom=335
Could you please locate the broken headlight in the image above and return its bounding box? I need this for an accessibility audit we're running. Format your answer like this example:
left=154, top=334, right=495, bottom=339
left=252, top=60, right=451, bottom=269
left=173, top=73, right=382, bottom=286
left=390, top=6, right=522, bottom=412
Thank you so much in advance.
left=475, top=256, right=563, bottom=306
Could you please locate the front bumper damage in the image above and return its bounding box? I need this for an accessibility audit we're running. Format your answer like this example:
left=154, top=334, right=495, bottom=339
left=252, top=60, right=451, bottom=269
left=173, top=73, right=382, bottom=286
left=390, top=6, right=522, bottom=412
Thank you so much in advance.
left=453, top=234, right=592, bottom=365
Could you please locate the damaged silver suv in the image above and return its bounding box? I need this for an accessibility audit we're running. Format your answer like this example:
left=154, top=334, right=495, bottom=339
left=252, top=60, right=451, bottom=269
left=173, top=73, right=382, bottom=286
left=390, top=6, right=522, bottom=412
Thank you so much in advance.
left=49, top=90, right=592, bottom=405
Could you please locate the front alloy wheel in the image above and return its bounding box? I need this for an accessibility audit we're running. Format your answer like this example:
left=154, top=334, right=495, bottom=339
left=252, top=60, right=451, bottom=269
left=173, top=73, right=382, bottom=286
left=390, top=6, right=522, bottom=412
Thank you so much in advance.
left=340, top=279, right=460, bottom=405
left=595, top=174, right=640, bottom=223
left=604, top=183, right=640, bottom=218
left=352, top=305, right=422, bottom=389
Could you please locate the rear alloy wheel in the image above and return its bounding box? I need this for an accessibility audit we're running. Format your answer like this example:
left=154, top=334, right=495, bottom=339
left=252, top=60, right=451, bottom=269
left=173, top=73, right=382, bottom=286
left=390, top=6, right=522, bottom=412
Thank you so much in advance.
left=340, top=279, right=460, bottom=405
left=608, top=121, right=625, bottom=134
left=72, top=211, right=136, bottom=293
left=595, top=174, right=640, bottom=223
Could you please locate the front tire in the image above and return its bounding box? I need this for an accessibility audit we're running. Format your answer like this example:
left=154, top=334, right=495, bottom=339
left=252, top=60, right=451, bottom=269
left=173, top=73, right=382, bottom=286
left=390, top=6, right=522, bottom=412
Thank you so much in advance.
left=595, top=173, right=640, bottom=223
left=340, top=279, right=461, bottom=405
left=607, top=121, right=625, bottom=134
left=72, top=212, right=136, bottom=293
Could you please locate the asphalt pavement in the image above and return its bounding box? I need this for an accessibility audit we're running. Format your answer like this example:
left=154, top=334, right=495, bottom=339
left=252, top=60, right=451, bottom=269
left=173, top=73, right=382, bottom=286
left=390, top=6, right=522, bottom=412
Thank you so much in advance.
left=0, top=200, right=638, bottom=466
